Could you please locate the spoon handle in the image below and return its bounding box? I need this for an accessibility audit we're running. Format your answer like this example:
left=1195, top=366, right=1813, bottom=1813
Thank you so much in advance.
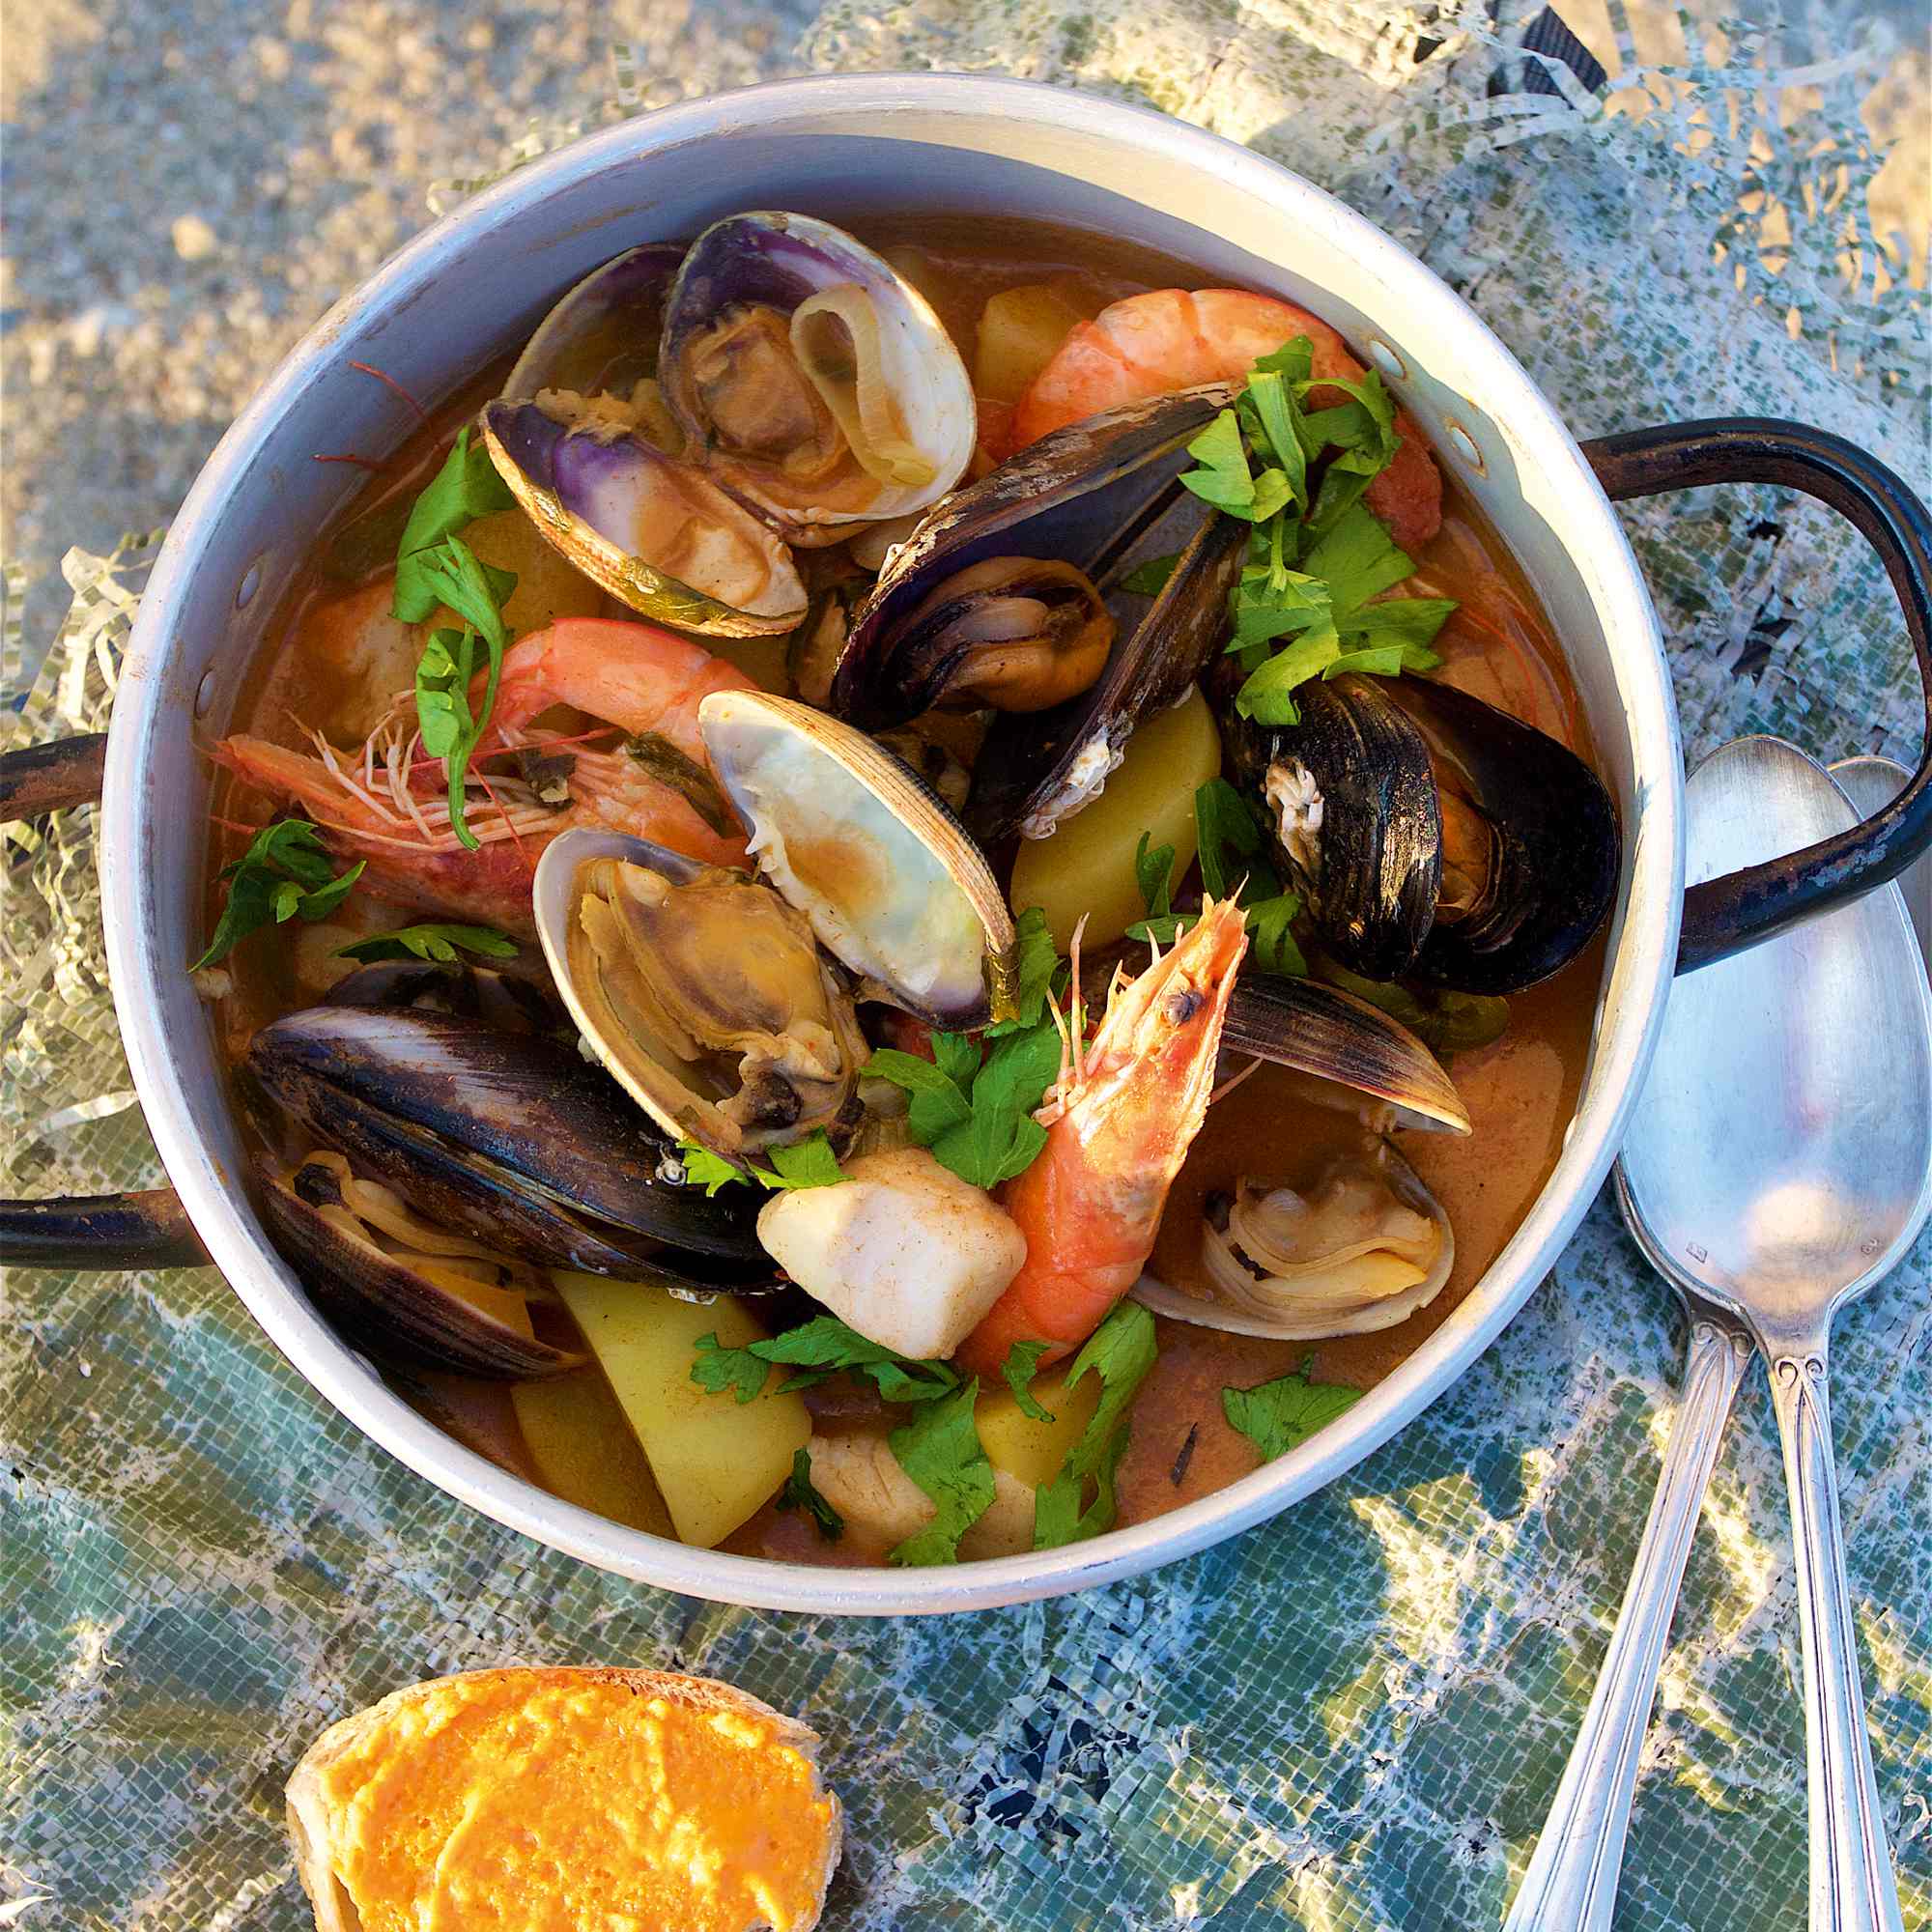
left=1503, top=1316, right=1751, bottom=1932
left=1766, top=1344, right=1904, bottom=1932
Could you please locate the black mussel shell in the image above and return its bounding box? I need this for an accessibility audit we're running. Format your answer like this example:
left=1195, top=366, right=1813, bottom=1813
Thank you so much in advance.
left=1380, top=676, right=1619, bottom=995
left=244, top=1008, right=769, bottom=1279
left=327, top=961, right=567, bottom=1036
left=1218, top=669, right=1618, bottom=995
left=834, top=385, right=1233, bottom=730
left=258, top=1155, right=582, bottom=1379
left=1217, top=668, right=1440, bottom=983
left=967, top=508, right=1247, bottom=843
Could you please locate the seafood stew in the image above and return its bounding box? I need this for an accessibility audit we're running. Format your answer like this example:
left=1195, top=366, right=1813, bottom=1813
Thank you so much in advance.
left=201, top=212, right=1617, bottom=1570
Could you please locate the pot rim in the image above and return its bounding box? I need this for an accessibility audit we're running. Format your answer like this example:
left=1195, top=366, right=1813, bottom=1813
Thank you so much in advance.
left=100, top=71, right=1683, bottom=1615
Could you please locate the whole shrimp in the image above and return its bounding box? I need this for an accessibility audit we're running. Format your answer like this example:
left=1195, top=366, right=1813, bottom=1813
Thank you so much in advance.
left=214, top=617, right=753, bottom=937
left=955, top=895, right=1251, bottom=1378
left=1009, top=289, right=1442, bottom=554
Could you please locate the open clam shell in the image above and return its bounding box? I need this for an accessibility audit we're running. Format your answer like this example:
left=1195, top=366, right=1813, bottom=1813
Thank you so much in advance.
left=532, top=826, right=867, bottom=1166
left=244, top=1006, right=768, bottom=1280
left=480, top=400, right=807, bottom=637
left=1133, top=1137, right=1454, bottom=1340
left=501, top=242, right=686, bottom=402
left=660, top=212, right=976, bottom=540
left=696, top=690, right=1020, bottom=1027
left=258, top=1151, right=582, bottom=1379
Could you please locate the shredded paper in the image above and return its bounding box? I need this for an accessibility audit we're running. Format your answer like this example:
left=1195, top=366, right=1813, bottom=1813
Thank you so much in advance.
left=4, top=5, right=1927, bottom=1926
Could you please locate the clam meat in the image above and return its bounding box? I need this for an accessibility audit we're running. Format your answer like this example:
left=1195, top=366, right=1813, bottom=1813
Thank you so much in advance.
left=1134, top=1137, right=1454, bottom=1340
left=537, top=831, right=867, bottom=1163
left=660, top=213, right=977, bottom=540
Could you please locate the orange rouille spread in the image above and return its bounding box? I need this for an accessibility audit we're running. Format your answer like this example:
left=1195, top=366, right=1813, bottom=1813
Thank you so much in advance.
left=312, top=1671, right=836, bottom=1931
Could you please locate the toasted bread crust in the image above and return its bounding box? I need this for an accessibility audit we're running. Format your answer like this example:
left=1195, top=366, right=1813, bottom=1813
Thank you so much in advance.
left=286, top=1665, right=841, bottom=1932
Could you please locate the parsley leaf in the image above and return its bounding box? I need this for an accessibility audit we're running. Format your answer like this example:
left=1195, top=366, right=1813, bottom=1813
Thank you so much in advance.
left=1235, top=630, right=1344, bottom=726
left=1222, top=1360, right=1362, bottom=1460
left=1178, top=409, right=1259, bottom=518
left=776, top=1447, right=844, bottom=1542
left=1033, top=1302, right=1160, bottom=1549
left=867, top=1019, right=1065, bottom=1190
left=691, top=1315, right=960, bottom=1407
left=888, top=1378, right=997, bottom=1566
left=192, top=819, right=365, bottom=970
left=1002, top=1340, right=1056, bottom=1423
left=1243, top=892, right=1307, bottom=978
left=983, top=906, right=1065, bottom=1037
left=674, top=1142, right=753, bottom=1198
left=671, top=1131, right=848, bottom=1195
left=408, top=534, right=515, bottom=853
left=335, top=922, right=518, bottom=964
left=1192, top=779, right=1267, bottom=900
left=1119, top=553, right=1180, bottom=596
left=391, top=427, right=516, bottom=623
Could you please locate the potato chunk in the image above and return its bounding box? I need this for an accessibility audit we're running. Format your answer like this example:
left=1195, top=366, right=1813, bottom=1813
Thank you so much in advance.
left=550, top=1271, right=809, bottom=1549
left=755, top=1148, right=1027, bottom=1360
left=805, top=1432, right=1037, bottom=1560
left=974, top=1369, right=1102, bottom=1488
left=1009, top=686, right=1223, bottom=951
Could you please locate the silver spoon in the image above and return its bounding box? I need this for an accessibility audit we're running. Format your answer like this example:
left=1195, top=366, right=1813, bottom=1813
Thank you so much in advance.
left=1506, top=735, right=1932, bottom=1932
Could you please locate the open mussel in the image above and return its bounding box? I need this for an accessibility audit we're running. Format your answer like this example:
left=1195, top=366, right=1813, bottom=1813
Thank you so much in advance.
left=1135, top=1137, right=1454, bottom=1340
left=696, top=690, right=1019, bottom=1027
left=1219, top=669, right=1617, bottom=995
left=531, top=827, right=867, bottom=1164
left=244, top=1006, right=770, bottom=1283
left=259, top=1151, right=582, bottom=1378
left=660, top=213, right=976, bottom=542
left=835, top=385, right=1232, bottom=730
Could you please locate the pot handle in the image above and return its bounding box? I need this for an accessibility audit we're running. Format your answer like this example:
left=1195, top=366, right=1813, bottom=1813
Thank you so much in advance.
left=0, top=734, right=209, bottom=1269
left=1581, top=418, right=1932, bottom=974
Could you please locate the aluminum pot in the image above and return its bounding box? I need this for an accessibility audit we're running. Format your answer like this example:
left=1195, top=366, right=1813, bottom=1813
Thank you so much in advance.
left=4, top=74, right=1928, bottom=1615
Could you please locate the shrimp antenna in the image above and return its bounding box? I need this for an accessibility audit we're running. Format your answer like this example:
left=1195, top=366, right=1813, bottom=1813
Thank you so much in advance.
left=1066, top=915, right=1090, bottom=1086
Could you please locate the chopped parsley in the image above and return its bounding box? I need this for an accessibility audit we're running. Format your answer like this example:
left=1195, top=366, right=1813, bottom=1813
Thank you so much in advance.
left=1222, top=1359, right=1362, bottom=1460
left=866, top=1018, right=1065, bottom=1190
left=192, top=818, right=364, bottom=970
left=335, top=922, right=518, bottom=965
left=409, top=534, right=516, bottom=853
left=1179, top=339, right=1455, bottom=726
left=1125, top=780, right=1306, bottom=979
left=888, top=1378, right=997, bottom=1566
left=1032, top=1302, right=1160, bottom=1549
left=690, top=1314, right=959, bottom=1406
left=1001, top=1339, right=1057, bottom=1423
left=982, top=905, right=1065, bottom=1037
left=390, top=427, right=516, bottom=622
left=674, top=1131, right=848, bottom=1196
left=776, top=1447, right=844, bottom=1543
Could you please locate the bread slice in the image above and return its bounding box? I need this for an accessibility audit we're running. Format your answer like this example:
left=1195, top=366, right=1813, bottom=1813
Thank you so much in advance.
left=286, top=1665, right=842, bottom=1932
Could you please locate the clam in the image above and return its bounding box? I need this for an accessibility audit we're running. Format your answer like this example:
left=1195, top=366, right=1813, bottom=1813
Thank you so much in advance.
left=244, top=1006, right=769, bottom=1283
left=259, top=1151, right=582, bottom=1378
left=480, top=398, right=807, bottom=637
left=659, top=212, right=977, bottom=542
left=531, top=827, right=867, bottom=1164
left=1133, top=1137, right=1454, bottom=1340
left=696, top=690, right=1019, bottom=1027
left=1218, top=669, right=1618, bottom=994
left=500, top=242, right=686, bottom=403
